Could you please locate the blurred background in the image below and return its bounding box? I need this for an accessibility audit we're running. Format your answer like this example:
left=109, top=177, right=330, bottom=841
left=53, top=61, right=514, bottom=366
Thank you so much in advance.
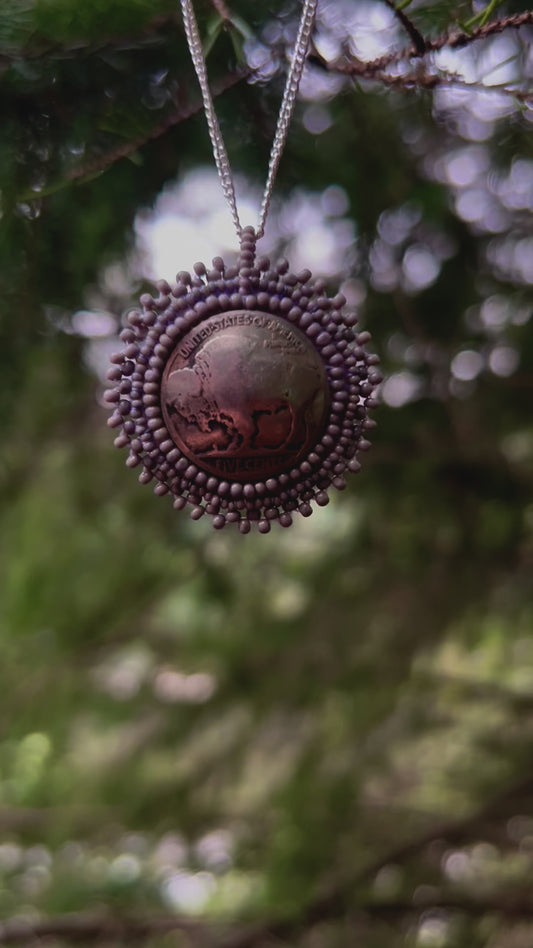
left=1, top=0, right=533, bottom=945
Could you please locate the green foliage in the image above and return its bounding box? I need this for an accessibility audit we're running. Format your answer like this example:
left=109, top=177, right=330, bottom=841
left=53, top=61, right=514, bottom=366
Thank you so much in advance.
left=1, top=1, right=533, bottom=946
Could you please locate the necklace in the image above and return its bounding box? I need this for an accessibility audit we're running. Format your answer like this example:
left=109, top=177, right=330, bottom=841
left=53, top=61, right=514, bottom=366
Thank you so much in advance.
left=106, top=0, right=380, bottom=534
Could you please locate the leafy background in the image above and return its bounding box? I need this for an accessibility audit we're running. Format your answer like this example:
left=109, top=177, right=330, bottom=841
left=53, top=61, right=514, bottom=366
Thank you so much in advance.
left=0, top=0, right=532, bottom=945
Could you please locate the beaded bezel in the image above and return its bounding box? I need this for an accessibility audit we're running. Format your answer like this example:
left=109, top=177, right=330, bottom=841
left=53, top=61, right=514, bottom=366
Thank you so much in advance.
left=106, top=229, right=380, bottom=533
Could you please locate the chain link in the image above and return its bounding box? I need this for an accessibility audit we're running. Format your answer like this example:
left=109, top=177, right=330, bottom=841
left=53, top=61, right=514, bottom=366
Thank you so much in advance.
left=180, top=0, right=318, bottom=241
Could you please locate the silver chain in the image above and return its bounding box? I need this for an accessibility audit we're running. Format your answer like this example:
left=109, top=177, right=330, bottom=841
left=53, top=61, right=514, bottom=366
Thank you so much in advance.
left=180, top=0, right=318, bottom=241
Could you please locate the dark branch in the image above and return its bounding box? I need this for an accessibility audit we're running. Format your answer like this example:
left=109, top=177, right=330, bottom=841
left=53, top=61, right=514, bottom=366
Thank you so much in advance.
left=310, top=51, right=532, bottom=104
left=3, top=9, right=532, bottom=73
left=0, top=805, right=112, bottom=831
left=0, top=14, right=182, bottom=65
left=21, top=69, right=249, bottom=199
left=5, top=890, right=533, bottom=946
left=431, top=10, right=533, bottom=52
left=11, top=9, right=533, bottom=199
left=343, top=10, right=533, bottom=74
left=382, top=0, right=426, bottom=55
left=211, top=0, right=232, bottom=21
left=357, top=773, right=533, bottom=890
left=50, top=8, right=533, bottom=196
left=223, top=773, right=533, bottom=948
left=0, top=914, right=210, bottom=946
left=366, top=893, right=533, bottom=917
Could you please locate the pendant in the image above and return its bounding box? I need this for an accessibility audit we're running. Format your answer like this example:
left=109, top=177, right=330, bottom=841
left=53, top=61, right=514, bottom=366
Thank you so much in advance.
left=106, top=227, right=380, bottom=533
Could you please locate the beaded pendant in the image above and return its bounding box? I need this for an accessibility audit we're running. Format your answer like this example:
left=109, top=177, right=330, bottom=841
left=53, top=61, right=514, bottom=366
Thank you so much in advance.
left=106, top=228, right=380, bottom=533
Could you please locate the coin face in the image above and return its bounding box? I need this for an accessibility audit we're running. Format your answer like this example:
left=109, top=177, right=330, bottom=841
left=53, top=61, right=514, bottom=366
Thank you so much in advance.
left=161, top=311, right=330, bottom=481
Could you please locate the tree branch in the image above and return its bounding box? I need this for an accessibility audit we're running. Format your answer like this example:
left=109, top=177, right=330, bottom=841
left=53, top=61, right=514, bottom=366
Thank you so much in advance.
left=4, top=9, right=531, bottom=74
left=20, top=69, right=249, bottom=200
left=328, top=60, right=532, bottom=104
left=364, top=892, right=533, bottom=918
left=210, top=0, right=232, bottom=21
left=0, top=804, right=113, bottom=831
left=66, top=71, right=249, bottom=183
left=5, top=890, right=533, bottom=947
left=0, top=14, right=182, bottom=65
left=355, top=773, right=533, bottom=893
left=12, top=8, right=533, bottom=200
left=0, top=914, right=211, bottom=946
left=225, top=773, right=533, bottom=948
left=309, top=9, right=533, bottom=105
left=3, top=776, right=533, bottom=946
left=310, top=47, right=532, bottom=105
left=382, top=0, right=426, bottom=55
left=338, top=10, right=533, bottom=74
left=429, top=10, right=533, bottom=53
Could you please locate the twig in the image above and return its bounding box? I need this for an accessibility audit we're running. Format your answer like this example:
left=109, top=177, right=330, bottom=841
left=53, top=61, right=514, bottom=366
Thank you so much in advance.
left=382, top=0, right=426, bottom=55
left=344, top=10, right=533, bottom=74
left=66, top=70, right=248, bottom=183
left=7, top=7, right=533, bottom=197
left=304, top=10, right=533, bottom=106
left=366, top=71, right=531, bottom=104
left=3, top=9, right=531, bottom=74
left=20, top=69, right=249, bottom=199
left=211, top=0, right=232, bottom=21
left=430, top=10, right=533, bottom=52
left=0, top=14, right=182, bottom=65
left=40, top=13, right=533, bottom=197
left=357, top=773, right=533, bottom=888
left=313, top=51, right=532, bottom=104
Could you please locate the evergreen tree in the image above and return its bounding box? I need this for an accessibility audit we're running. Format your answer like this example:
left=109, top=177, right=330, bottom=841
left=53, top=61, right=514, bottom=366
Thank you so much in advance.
left=0, top=1, right=532, bottom=945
